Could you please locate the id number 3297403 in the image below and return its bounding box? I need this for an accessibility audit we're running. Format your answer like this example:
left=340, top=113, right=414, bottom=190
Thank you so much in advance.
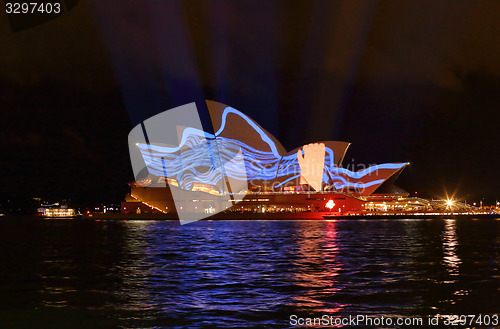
left=5, top=2, right=62, bottom=14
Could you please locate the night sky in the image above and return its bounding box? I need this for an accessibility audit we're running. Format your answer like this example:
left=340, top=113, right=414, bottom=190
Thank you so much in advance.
left=1, top=0, right=499, bottom=206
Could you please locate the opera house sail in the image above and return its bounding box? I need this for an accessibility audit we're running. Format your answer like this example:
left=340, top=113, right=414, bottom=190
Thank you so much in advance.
left=123, top=101, right=408, bottom=222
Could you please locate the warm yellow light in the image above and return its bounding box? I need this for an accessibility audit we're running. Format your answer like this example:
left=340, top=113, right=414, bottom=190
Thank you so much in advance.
left=326, top=199, right=335, bottom=210
left=446, top=199, right=454, bottom=207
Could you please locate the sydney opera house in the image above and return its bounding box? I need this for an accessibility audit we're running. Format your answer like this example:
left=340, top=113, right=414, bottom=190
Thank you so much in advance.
left=121, top=101, right=410, bottom=220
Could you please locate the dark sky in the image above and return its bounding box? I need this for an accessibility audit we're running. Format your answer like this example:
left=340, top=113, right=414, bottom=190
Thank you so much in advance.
left=1, top=0, right=499, bottom=205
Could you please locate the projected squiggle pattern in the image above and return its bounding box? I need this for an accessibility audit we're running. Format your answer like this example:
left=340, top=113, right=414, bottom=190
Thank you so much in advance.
left=138, top=107, right=406, bottom=192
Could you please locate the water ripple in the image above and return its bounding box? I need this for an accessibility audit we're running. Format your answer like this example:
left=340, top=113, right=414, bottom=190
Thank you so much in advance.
left=0, top=218, right=498, bottom=328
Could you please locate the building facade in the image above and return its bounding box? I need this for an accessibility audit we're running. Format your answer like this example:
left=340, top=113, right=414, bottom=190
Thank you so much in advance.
left=122, top=101, right=409, bottom=218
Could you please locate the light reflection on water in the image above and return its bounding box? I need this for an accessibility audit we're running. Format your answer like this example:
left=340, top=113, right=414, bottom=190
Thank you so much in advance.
left=442, top=219, right=461, bottom=276
left=0, top=217, right=498, bottom=328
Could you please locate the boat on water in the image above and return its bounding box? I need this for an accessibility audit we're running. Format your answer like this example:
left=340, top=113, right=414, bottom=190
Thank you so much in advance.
left=37, top=204, right=80, bottom=218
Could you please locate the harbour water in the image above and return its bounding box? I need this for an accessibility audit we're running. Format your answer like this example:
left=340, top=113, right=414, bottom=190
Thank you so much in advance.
left=0, top=217, right=498, bottom=328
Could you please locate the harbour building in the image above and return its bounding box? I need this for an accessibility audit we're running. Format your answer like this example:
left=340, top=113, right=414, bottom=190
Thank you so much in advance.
left=122, top=101, right=410, bottom=219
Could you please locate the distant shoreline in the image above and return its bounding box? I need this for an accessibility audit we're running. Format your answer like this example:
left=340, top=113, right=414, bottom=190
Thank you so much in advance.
left=77, top=212, right=500, bottom=221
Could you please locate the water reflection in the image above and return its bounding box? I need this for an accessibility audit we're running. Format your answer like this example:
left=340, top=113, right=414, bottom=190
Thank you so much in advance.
left=292, top=221, right=344, bottom=314
left=0, top=218, right=499, bottom=328
left=442, top=219, right=461, bottom=276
